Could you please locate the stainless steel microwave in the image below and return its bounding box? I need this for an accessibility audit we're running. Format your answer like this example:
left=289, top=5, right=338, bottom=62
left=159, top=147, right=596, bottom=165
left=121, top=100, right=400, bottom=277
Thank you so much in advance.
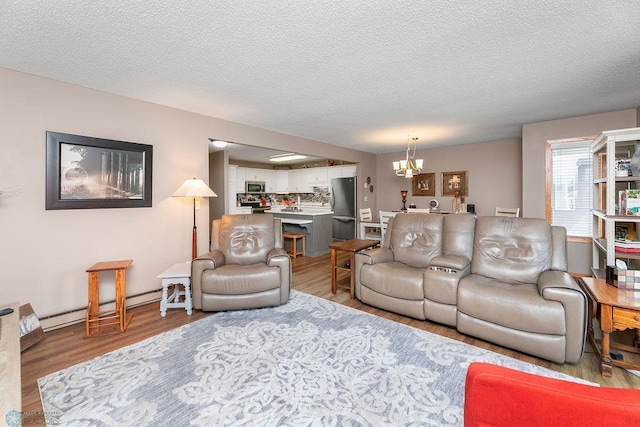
left=245, top=181, right=266, bottom=193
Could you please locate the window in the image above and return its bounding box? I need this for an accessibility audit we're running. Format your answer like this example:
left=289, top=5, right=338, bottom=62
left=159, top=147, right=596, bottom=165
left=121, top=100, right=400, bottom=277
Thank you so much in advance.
left=546, top=138, right=593, bottom=240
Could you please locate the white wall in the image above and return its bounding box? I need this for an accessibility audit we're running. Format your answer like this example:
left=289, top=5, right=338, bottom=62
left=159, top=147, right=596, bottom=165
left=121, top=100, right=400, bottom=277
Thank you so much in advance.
left=0, top=68, right=374, bottom=323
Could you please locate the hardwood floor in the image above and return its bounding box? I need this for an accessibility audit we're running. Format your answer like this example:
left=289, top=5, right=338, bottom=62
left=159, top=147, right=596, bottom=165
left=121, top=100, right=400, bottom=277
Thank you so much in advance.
left=21, top=251, right=640, bottom=415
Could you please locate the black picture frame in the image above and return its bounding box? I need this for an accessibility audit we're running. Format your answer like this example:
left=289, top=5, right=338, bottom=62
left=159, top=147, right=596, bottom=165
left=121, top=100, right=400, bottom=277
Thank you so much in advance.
left=46, top=131, right=153, bottom=210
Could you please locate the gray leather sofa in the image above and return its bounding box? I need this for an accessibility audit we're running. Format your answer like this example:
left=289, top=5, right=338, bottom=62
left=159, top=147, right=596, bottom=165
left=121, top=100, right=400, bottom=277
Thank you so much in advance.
left=354, top=214, right=587, bottom=364
left=191, top=214, right=291, bottom=312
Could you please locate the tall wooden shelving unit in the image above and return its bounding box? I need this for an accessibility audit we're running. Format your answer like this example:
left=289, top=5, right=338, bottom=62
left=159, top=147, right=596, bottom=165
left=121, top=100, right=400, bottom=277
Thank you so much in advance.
left=591, top=127, right=640, bottom=278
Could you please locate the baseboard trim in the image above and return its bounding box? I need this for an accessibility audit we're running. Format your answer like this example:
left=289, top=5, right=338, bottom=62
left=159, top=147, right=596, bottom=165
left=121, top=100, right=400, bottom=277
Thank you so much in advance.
left=39, top=289, right=163, bottom=332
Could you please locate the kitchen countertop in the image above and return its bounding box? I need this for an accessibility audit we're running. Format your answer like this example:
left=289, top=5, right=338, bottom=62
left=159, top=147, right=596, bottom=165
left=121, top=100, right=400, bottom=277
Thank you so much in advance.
left=278, top=218, right=313, bottom=225
left=268, top=208, right=333, bottom=216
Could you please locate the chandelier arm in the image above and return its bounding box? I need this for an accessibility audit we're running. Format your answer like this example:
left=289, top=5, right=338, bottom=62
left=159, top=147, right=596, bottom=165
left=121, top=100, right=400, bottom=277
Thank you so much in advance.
left=393, top=136, right=423, bottom=177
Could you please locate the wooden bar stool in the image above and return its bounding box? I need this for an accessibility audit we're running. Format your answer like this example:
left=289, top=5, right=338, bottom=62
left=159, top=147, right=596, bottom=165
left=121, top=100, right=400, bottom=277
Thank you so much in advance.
left=282, top=232, right=306, bottom=258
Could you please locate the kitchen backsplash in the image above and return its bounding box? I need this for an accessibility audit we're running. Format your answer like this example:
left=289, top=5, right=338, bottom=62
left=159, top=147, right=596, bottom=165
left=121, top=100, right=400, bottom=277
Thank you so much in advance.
left=238, top=186, right=330, bottom=206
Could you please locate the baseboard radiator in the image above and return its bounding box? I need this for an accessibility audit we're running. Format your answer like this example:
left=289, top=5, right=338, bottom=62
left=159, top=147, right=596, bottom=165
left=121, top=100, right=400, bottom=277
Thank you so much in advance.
left=39, top=289, right=163, bottom=332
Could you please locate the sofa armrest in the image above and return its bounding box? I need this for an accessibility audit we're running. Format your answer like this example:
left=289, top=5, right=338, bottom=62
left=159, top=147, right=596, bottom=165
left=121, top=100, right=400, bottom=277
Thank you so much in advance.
left=537, top=271, right=587, bottom=363
left=267, top=248, right=291, bottom=303
left=354, top=247, right=394, bottom=300
left=355, top=247, right=394, bottom=265
left=464, top=362, right=640, bottom=427
left=191, top=250, right=225, bottom=310
left=430, top=254, right=470, bottom=271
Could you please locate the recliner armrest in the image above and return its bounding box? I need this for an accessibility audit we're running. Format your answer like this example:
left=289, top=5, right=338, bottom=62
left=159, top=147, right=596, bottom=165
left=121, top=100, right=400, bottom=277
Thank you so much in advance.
left=355, top=247, right=394, bottom=265
left=267, top=247, right=289, bottom=263
left=537, top=270, right=581, bottom=294
left=267, top=247, right=291, bottom=304
left=193, top=250, right=226, bottom=270
left=430, top=255, right=470, bottom=271
left=537, top=270, right=587, bottom=363
left=191, top=250, right=225, bottom=310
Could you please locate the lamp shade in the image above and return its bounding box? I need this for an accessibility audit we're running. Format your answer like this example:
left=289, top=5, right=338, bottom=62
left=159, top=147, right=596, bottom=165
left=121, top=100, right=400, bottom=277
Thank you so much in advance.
left=172, top=178, right=217, bottom=198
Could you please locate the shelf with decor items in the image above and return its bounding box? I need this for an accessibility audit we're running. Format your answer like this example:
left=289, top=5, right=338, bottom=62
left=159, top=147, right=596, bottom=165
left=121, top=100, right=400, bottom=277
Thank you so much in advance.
left=591, top=127, right=640, bottom=278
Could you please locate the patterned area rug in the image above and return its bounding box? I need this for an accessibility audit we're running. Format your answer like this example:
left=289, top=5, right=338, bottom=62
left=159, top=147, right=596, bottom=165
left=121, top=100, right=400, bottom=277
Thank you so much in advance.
left=39, top=291, right=590, bottom=426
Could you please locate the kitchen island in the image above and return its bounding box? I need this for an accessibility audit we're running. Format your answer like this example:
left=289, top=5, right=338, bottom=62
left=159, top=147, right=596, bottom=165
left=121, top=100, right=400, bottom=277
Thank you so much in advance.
left=269, top=208, right=333, bottom=258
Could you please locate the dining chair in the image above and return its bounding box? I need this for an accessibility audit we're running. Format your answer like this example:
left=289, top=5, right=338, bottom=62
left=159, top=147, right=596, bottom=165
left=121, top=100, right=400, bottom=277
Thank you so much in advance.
left=379, top=211, right=397, bottom=244
left=495, top=207, right=520, bottom=217
left=359, top=208, right=382, bottom=241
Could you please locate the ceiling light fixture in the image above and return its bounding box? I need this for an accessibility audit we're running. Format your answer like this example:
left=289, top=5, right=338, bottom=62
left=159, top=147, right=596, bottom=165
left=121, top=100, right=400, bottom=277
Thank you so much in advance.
left=393, top=136, right=423, bottom=178
left=208, top=138, right=228, bottom=148
left=269, top=152, right=307, bottom=162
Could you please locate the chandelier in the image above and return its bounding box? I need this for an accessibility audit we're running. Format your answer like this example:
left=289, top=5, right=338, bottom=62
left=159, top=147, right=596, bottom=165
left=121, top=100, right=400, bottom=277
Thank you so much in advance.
left=393, top=136, right=423, bottom=178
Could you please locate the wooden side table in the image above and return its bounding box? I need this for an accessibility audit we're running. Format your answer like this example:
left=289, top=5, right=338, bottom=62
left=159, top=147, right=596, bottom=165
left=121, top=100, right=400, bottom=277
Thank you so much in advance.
left=0, top=302, right=21, bottom=417
left=579, top=276, right=640, bottom=377
left=330, top=239, right=379, bottom=298
left=85, top=260, right=133, bottom=338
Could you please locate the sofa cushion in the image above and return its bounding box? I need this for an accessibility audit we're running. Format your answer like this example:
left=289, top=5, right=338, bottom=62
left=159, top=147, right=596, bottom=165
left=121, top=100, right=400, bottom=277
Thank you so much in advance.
left=472, top=216, right=552, bottom=284
left=201, top=263, right=281, bottom=294
left=458, top=274, right=566, bottom=335
left=442, top=213, right=476, bottom=259
left=390, top=213, right=443, bottom=268
left=360, top=262, right=425, bottom=300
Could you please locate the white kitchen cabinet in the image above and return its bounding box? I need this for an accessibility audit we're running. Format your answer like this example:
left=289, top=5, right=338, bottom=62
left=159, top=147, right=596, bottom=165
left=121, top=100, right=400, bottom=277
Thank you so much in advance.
left=265, top=170, right=277, bottom=192
left=244, top=168, right=266, bottom=182
left=305, top=167, right=328, bottom=188
left=228, top=165, right=238, bottom=213
left=235, top=167, right=246, bottom=193
left=275, top=170, right=289, bottom=192
left=288, top=169, right=302, bottom=192
left=327, top=165, right=356, bottom=180
left=341, top=165, right=357, bottom=177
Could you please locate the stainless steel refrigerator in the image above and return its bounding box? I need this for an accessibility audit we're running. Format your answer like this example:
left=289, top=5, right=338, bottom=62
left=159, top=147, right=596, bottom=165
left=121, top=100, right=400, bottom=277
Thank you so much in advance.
left=330, top=177, right=357, bottom=240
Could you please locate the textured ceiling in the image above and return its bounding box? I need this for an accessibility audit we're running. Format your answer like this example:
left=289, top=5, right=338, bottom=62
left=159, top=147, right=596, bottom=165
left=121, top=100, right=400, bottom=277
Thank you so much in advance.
left=1, top=1, right=640, bottom=154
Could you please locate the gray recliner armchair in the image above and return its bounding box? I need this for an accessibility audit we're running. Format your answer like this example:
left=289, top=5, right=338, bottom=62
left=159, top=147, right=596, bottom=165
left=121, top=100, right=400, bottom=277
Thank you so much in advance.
left=191, top=214, right=291, bottom=312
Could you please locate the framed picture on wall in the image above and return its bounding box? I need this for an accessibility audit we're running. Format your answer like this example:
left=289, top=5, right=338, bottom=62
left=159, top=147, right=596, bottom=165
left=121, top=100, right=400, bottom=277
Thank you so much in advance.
left=45, top=131, right=153, bottom=210
left=412, top=173, right=435, bottom=196
left=441, top=171, right=468, bottom=197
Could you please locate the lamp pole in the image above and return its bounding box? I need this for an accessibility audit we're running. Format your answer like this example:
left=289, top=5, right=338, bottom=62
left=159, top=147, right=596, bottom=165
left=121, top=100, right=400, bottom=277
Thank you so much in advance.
left=172, top=178, right=217, bottom=260
left=192, top=196, right=197, bottom=259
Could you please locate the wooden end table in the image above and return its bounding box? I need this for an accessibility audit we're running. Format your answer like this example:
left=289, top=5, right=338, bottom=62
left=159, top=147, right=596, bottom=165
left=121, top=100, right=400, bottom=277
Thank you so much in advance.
left=85, top=260, right=133, bottom=338
left=578, top=276, right=640, bottom=377
left=330, top=239, right=379, bottom=298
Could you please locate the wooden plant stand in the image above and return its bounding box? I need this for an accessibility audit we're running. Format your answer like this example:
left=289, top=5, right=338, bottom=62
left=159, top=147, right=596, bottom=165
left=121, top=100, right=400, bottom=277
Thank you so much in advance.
left=85, top=260, right=133, bottom=338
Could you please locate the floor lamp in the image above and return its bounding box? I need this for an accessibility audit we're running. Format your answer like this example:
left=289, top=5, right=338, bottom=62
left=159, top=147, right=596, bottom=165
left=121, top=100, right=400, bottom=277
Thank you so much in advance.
left=172, top=178, right=217, bottom=259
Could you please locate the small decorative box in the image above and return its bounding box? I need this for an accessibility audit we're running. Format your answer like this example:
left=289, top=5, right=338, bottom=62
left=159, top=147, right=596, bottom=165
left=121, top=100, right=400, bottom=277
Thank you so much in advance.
left=613, top=268, right=640, bottom=291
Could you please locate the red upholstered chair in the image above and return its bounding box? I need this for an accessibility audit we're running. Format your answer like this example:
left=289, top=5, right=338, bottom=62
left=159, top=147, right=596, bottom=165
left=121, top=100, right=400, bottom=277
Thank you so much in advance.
left=464, top=362, right=640, bottom=427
